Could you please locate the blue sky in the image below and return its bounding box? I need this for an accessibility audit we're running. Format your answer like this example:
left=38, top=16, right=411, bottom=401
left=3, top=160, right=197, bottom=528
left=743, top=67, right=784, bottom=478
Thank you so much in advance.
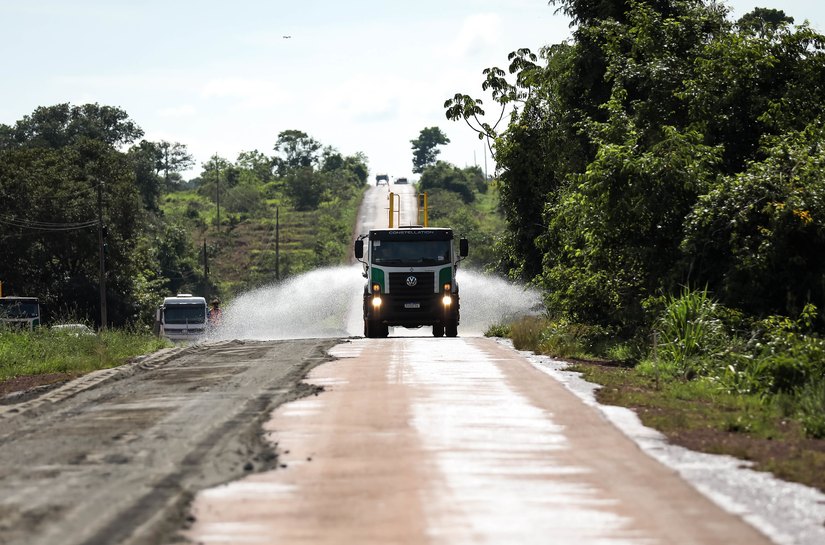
left=1, top=1, right=822, bottom=180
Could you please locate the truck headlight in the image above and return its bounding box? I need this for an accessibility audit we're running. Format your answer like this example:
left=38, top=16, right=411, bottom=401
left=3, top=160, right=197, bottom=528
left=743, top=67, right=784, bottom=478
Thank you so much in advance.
left=443, top=282, right=451, bottom=292
left=442, top=295, right=452, bottom=306
left=372, top=283, right=381, bottom=293
left=372, top=296, right=382, bottom=308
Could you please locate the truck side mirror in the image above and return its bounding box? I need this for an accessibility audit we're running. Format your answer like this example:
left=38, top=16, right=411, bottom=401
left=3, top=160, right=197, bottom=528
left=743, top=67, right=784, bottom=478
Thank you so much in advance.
left=459, top=238, right=469, bottom=257
left=354, top=239, right=364, bottom=260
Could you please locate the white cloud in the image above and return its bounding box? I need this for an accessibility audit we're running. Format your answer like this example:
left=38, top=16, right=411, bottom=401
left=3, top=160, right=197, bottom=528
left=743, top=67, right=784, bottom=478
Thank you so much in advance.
left=200, top=78, right=289, bottom=111
left=158, top=104, right=197, bottom=118
left=447, top=13, right=503, bottom=60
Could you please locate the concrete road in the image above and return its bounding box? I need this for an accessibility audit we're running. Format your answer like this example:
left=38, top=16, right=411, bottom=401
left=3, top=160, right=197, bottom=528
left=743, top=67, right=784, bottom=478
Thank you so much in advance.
left=0, top=183, right=808, bottom=545
left=184, top=337, right=773, bottom=545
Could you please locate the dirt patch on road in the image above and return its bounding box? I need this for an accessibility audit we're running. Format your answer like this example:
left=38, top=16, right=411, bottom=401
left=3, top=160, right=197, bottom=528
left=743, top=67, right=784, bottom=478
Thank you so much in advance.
left=0, top=373, right=77, bottom=398
left=0, top=339, right=339, bottom=545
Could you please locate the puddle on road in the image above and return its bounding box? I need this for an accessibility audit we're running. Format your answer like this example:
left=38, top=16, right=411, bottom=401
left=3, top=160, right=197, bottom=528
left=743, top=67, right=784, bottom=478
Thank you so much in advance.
left=400, top=339, right=648, bottom=545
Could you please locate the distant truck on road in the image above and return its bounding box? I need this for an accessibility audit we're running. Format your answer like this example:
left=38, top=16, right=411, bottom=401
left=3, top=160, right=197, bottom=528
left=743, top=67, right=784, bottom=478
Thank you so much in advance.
left=355, top=227, right=468, bottom=338
left=0, top=296, right=41, bottom=330
left=155, top=294, right=207, bottom=342
left=375, top=173, right=389, bottom=185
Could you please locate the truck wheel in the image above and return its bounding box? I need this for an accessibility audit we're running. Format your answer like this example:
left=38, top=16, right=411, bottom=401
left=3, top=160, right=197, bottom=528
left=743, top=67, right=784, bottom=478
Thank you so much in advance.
left=432, top=324, right=444, bottom=337
left=365, top=320, right=387, bottom=338
left=365, top=319, right=380, bottom=338
left=445, top=321, right=458, bottom=337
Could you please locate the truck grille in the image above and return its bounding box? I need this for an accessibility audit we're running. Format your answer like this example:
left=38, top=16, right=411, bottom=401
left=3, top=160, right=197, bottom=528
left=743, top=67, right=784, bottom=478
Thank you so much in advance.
left=388, top=272, right=435, bottom=296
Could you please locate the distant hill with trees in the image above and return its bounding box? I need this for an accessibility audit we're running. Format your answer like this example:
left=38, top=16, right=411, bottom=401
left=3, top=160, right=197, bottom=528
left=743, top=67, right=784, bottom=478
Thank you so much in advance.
left=0, top=105, right=368, bottom=327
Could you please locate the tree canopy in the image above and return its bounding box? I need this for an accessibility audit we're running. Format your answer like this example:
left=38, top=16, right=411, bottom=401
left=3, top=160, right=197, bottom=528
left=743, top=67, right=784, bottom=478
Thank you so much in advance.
left=411, top=127, right=450, bottom=174
left=448, top=1, right=825, bottom=329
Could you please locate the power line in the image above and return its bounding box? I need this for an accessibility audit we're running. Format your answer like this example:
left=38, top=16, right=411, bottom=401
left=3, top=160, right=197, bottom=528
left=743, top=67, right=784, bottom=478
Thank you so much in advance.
left=0, top=215, right=97, bottom=231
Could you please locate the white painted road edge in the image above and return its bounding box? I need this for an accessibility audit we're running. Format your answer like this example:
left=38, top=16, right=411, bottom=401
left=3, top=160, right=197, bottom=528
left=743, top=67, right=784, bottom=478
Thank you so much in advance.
left=504, top=339, right=825, bottom=545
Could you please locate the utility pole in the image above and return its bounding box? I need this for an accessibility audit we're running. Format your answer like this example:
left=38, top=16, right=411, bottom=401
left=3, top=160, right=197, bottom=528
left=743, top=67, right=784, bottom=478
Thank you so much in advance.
left=214, top=154, right=221, bottom=235
left=275, top=206, right=280, bottom=281
left=203, top=239, right=209, bottom=300
left=96, top=180, right=108, bottom=331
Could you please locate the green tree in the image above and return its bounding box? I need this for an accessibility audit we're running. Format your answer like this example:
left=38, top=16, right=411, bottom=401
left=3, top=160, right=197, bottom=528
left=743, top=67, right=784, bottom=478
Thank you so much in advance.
left=157, top=141, right=194, bottom=188
left=127, top=140, right=164, bottom=211
left=411, top=127, right=450, bottom=174
left=273, top=130, right=322, bottom=176
left=0, top=135, right=152, bottom=325
left=236, top=150, right=275, bottom=183
left=0, top=103, right=143, bottom=149
left=447, top=0, right=825, bottom=331
left=681, top=122, right=825, bottom=320
left=418, top=162, right=481, bottom=204
left=738, top=7, right=794, bottom=35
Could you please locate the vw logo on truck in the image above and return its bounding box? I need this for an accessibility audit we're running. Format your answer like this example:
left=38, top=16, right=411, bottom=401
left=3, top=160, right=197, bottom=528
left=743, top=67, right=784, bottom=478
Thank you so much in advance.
left=406, top=276, right=418, bottom=287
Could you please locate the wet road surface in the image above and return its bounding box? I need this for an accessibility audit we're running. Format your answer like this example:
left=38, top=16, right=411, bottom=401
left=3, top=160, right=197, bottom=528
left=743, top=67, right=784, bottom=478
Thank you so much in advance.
left=184, top=337, right=773, bottom=545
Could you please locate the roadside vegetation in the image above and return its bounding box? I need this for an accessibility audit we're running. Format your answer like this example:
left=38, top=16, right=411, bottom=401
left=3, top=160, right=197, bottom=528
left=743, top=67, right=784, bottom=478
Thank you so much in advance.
left=0, top=327, right=169, bottom=396
left=464, top=0, right=825, bottom=491
left=161, top=131, right=368, bottom=297
left=0, top=109, right=369, bottom=325
left=413, top=156, right=505, bottom=271
left=0, top=108, right=368, bottom=388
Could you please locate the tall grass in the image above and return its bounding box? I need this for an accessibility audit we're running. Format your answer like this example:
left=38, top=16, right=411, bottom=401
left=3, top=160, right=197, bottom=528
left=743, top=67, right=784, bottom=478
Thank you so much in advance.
left=653, top=287, right=722, bottom=378
left=0, top=327, right=170, bottom=381
left=495, top=316, right=613, bottom=360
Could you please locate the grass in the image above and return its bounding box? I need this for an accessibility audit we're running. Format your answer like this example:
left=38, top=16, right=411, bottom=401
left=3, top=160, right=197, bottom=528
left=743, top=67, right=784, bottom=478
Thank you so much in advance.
left=571, top=361, right=825, bottom=492
left=0, top=327, right=170, bottom=389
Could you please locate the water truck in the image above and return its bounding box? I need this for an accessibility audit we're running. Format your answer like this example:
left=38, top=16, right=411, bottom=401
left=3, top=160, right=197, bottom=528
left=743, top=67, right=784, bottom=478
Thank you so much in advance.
left=155, top=294, right=207, bottom=342
left=355, top=227, right=468, bottom=338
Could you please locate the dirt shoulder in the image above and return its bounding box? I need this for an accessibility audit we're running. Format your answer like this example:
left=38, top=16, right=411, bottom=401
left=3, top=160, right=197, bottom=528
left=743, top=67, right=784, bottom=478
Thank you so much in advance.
left=569, top=359, right=825, bottom=493
left=0, top=338, right=338, bottom=545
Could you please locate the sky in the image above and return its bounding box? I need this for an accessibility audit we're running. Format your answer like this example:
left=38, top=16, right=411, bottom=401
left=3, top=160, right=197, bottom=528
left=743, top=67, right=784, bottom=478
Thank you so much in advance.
left=1, top=1, right=823, bottom=181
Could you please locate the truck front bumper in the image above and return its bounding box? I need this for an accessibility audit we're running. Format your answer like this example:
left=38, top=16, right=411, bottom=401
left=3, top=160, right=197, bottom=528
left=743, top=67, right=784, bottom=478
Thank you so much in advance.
left=364, top=293, right=459, bottom=327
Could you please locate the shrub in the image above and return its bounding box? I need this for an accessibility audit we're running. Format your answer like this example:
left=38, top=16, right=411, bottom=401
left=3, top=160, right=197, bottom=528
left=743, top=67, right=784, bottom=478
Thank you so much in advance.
left=798, top=377, right=825, bottom=439
left=484, top=323, right=511, bottom=338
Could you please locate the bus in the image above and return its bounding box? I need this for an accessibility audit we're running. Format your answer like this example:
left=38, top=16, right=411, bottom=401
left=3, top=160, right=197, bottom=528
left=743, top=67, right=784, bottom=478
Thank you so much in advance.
left=155, top=294, right=207, bottom=342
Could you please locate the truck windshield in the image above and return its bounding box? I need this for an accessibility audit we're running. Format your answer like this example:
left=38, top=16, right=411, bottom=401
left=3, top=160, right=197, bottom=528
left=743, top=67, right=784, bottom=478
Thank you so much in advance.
left=371, top=240, right=451, bottom=266
left=164, top=305, right=206, bottom=324
left=0, top=300, right=40, bottom=319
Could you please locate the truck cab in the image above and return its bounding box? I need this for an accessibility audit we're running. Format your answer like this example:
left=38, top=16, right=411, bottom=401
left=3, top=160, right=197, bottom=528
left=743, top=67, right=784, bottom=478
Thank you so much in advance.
left=0, top=296, right=41, bottom=330
left=355, top=227, right=468, bottom=338
left=156, top=294, right=207, bottom=342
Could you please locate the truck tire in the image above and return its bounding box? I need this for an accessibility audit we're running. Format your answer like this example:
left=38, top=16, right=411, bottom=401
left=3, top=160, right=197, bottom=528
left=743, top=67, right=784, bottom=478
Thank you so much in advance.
left=432, top=324, right=444, bottom=337
left=445, top=321, right=458, bottom=337
left=365, top=319, right=388, bottom=338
